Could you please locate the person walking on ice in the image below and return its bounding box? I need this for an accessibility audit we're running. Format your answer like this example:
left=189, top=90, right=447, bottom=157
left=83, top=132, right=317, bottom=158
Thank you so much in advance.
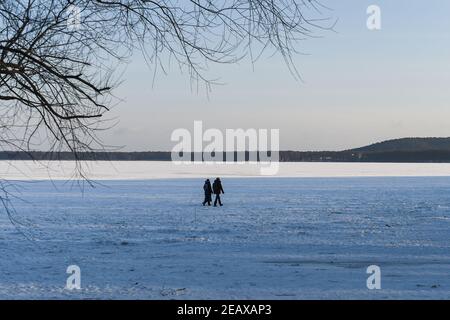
left=212, top=177, right=225, bottom=207
left=202, top=179, right=213, bottom=206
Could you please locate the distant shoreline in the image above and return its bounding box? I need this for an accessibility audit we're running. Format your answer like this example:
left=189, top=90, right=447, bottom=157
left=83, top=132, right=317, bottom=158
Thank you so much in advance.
left=4, top=137, right=450, bottom=163
left=3, top=150, right=450, bottom=163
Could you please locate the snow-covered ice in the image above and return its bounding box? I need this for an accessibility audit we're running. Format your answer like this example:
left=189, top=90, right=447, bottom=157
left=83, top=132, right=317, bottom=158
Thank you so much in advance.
left=2, top=160, right=450, bottom=180
left=1, top=174, right=450, bottom=299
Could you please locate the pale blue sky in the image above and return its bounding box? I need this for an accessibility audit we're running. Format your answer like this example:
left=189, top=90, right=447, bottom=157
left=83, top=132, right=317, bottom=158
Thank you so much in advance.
left=102, top=0, right=450, bottom=151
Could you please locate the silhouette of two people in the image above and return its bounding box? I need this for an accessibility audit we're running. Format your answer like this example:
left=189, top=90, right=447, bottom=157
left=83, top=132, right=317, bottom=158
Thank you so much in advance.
left=203, top=178, right=224, bottom=207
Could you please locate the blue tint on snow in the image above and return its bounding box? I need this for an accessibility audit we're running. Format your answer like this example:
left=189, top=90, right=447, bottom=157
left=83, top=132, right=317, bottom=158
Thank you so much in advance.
left=1, top=177, right=450, bottom=299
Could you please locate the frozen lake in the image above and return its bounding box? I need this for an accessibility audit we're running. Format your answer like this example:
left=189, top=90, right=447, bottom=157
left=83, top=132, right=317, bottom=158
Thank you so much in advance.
left=2, top=160, right=450, bottom=180
left=1, top=176, right=450, bottom=299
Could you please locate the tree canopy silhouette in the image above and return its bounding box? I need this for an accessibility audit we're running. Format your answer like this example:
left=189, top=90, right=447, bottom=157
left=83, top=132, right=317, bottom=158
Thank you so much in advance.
left=0, top=0, right=332, bottom=155
left=0, top=0, right=332, bottom=213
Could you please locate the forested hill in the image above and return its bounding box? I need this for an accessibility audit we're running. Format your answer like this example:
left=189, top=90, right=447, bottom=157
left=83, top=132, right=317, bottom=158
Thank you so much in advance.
left=281, top=137, right=450, bottom=162
left=3, top=137, right=450, bottom=162
left=350, top=137, right=450, bottom=153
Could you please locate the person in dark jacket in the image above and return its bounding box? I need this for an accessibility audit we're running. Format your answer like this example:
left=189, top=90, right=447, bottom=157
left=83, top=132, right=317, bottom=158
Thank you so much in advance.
left=212, top=177, right=224, bottom=207
left=202, top=179, right=213, bottom=206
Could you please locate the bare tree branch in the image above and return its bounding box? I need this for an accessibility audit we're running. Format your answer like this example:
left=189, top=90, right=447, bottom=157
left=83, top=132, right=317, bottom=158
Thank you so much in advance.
left=0, top=0, right=333, bottom=217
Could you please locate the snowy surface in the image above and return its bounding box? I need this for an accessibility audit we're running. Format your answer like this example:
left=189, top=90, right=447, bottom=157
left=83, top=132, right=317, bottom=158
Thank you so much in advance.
left=1, top=177, right=450, bottom=299
left=2, top=160, right=450, bottom=180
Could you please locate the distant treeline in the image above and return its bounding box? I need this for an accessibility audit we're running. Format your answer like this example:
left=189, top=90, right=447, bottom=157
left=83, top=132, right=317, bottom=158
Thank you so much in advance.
left=280, top=150, right=450, bottom=162
left=3, top=150, right=450, bottom=162
left=3, top=138, right=450, bottom=162
left=0, top=151, right=172, bottom=161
